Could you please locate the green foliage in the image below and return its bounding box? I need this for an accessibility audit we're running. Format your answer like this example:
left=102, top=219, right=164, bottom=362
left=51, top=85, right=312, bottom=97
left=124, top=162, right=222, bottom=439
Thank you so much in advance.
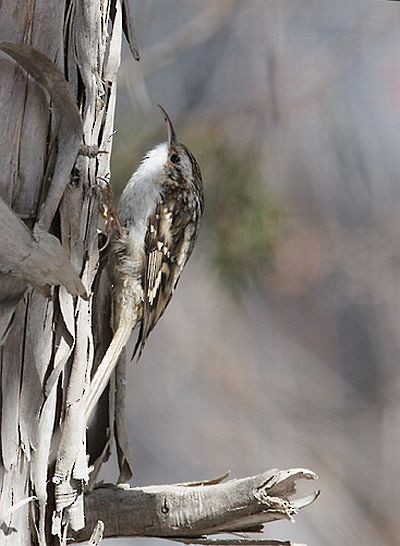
left=200, top=143, right=282, bottom=292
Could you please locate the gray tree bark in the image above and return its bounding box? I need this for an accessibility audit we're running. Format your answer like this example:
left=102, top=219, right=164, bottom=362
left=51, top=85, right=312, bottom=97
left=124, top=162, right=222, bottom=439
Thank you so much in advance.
left=0, top=2, right=318, bottom=546
left=0, top=1, right=129, bottom=544
left=72, top=469, right=319, bottom=545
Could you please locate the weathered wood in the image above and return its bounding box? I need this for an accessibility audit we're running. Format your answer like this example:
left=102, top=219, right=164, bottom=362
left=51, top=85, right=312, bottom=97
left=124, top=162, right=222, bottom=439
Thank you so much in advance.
left=114, top=350, right=134, bottom=483
left=174, top=538, right=304, bottom=546
left=121, top=0, right=140, bottom=61
left=72, top=469, right=318, bottom=543
left=0, top=1, right=125, bottom=544
left=0, top=42, right=83, bottom=233
left=0, top=195, right=86, bottom=298
left=0, top=36, right=86, bottom=342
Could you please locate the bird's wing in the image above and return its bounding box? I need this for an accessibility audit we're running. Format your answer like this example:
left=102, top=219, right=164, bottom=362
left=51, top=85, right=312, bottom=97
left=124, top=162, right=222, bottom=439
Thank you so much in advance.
left=133, top=196, right=200, bottom=360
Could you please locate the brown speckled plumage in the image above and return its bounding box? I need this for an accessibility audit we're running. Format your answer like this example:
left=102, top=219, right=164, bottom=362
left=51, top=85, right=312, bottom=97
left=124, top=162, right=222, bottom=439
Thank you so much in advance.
left=136, top=151, right=203, bottom=357
left=85, top=107, right=203, bottom=419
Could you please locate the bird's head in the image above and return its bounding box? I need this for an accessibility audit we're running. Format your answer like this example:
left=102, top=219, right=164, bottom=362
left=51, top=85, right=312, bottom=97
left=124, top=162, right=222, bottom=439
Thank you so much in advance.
left=158, top=104, right=202, bottom=186
left=131, top=106, right=202, bottom=191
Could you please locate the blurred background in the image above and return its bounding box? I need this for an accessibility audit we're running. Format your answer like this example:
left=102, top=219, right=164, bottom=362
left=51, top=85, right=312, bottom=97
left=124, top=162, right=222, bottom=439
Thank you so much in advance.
left=107, top=1, right=400, bottom=545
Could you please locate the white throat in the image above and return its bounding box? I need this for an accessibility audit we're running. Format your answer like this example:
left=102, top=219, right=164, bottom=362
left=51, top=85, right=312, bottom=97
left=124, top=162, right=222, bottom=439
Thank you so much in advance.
left=135, top=143, right=168, bottom=180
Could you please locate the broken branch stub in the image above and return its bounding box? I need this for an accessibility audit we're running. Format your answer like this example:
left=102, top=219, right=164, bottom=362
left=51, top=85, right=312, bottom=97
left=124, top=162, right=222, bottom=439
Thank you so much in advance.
left=72, top=469, right=319, bottom=543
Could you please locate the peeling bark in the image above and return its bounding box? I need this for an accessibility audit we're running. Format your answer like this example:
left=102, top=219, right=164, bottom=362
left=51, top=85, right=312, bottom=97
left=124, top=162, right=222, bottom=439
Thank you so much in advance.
left=72, top=469, right=319, bottom=543
left=0, top=1, right=124, bottom=544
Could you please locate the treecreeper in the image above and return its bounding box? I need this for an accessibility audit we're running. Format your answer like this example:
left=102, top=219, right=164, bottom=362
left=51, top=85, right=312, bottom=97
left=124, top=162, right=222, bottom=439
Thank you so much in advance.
left=85, top=106, right=204, bottom=418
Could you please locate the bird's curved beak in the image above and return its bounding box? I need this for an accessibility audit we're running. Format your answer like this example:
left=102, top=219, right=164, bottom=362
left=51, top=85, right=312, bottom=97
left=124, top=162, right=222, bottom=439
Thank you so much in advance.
left=158, top=104, right=177, bottom=147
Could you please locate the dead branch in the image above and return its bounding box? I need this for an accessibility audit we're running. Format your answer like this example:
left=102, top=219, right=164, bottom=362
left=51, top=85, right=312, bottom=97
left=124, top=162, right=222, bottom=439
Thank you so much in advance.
left=71, top=469, right=318, bottom=544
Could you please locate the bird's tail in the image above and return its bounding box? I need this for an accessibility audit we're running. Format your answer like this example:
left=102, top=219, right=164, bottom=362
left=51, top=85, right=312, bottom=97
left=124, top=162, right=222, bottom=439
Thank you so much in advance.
left=85, top=288, right=139, bottom=421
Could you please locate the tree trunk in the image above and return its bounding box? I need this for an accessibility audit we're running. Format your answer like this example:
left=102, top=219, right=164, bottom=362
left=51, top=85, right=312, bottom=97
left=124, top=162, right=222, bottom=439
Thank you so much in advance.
left=0, top=1, right=127, bottom=544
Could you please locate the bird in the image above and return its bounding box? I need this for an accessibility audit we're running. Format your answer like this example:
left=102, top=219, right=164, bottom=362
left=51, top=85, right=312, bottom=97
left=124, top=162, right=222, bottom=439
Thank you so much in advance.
left=85, top=105, right=204, bottom=419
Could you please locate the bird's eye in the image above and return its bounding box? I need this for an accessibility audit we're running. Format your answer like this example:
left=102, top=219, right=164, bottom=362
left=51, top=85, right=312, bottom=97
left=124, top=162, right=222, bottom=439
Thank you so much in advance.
left=170, top=153, right=180, bottom=164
